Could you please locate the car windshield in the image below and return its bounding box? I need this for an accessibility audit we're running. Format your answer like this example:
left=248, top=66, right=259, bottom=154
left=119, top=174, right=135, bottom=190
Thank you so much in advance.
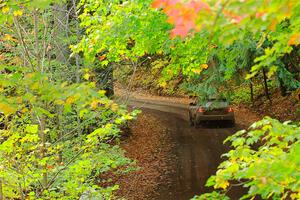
left=204, top=98, right=229, bottom=108
left=208, top=97, right=227, bottom=101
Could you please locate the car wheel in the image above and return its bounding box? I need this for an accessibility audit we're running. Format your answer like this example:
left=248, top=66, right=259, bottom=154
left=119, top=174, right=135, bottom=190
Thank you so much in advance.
left=195, top=121, right=204, bottom=128
left=230, top=119, right=235, bottom=127
left=189, top=113, right=194, bottom=126
left=189, top=119, right=194, bottom=126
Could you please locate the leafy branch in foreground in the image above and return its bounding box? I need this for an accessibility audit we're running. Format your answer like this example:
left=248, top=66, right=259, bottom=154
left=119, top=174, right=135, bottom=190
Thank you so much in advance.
left=194, top=117, right=300, bottom=200
left=0, top=66, right=139, bottom=199
left=0, top=1, right=140, bottom=199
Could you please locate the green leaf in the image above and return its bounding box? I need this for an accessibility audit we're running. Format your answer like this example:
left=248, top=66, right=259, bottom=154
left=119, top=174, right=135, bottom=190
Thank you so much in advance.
left=25, top=125, right=38, bottom=134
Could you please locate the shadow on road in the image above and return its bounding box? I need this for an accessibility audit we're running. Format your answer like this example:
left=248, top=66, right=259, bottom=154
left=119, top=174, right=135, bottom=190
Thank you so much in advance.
left=196, top=120, right=237, bottom=129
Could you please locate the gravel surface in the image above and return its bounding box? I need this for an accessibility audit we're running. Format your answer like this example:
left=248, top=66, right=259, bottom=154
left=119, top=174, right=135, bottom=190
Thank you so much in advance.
left=113, top=113, right=175, bottom=200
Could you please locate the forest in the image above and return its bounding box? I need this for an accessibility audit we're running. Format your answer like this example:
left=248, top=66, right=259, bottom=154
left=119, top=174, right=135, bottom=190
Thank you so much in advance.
left=0, top=0, right=299, bottom=199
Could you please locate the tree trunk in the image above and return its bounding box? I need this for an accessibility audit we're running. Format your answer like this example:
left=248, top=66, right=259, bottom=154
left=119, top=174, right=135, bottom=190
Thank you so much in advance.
left=278, top=77, right=287, bottom=96
left=0, top=178, right=3, bottom=200
left=33, top=9, right=41, bottom=72
left=70, top=0, right=83, bottom=139
left=262, top=69, right=271, bottom=103
left=249, top=79, right=254, bottom=106
left=39, top=117, right=48, bottom=187
left=53, top=4, right=69, bottom=64
left=58, top=106, right=63, bottom=163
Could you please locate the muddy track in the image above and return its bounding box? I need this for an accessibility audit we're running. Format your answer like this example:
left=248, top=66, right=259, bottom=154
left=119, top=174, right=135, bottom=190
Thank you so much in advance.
left=128, top=98, right=246, bottom=200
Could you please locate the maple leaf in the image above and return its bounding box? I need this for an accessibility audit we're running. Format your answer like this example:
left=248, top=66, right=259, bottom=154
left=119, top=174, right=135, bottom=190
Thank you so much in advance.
left=3, top=34, right=14, bottom=41
left=47, top=165, right=54, bottom=170
left=83, top=73, right=90, bottom=80
left=192, top=68, right=202, bottom=74
left=111, top=103, right=119, bottom=112
left=2, top=6, right=9, bottom=14
left=152, top=0, right=172, bottom=8
left=165, top=7, right=180, bottom=23
left=288, top=33, right=300, bottom=46
left=159, top=0, right=211, bottom=38
left=91, top=100, right=99, bottom=110
left=66, top=96, right=75, bottom=104
left=180, top=6, right=196, bottom=21
left=232, top=15, right=245, bottom=24
left=201, top=64, right=208, bottom=69
left=189, top=0, right=210, bottom=12
left=223, top=10, right=246, bottom=24
left=152, top=0, right=164, bottom=8
left=0, top=102, right=17, bottom=115
left=170, top=25, right=190, bottom=38
left=99, top=55, right=106, bottom=61
left=255, top=11, right=267, bottom=19
left=13, top=10, right=23, bottom=17
left=268, top=19, right=278, bottom=31
left=165, top=0, right=180, bottom=7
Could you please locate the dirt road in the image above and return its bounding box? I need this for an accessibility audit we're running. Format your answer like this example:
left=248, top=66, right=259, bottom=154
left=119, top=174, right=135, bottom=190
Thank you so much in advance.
left=129, top=98, right=245, bottom=200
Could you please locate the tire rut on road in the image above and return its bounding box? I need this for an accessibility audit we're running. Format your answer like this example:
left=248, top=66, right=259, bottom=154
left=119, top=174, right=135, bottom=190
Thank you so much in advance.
left=131, top=99, right=245, bottom=200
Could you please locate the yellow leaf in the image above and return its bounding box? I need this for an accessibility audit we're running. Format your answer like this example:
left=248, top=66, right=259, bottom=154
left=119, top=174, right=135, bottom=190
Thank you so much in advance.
left=268, top=19, right=278, bottom=31
left=66, top=96, right=75, bottom=104
left=25, top=73, right=34, bottom=78
left=98, top=90, right=106, bottom=96
left=215, top=176, right=230, bottom=190
left=16, top=96, right=22, bottom=103
left=21, top=108, right=28, bottom=113
left=2, top=6, right=9, bottom=14
left=91, top=99, right=99, bottom=110
left=291, top=193, right=300, bottom=200
left=0, top=102, right=17, bottom=115
left=13, top=10, right=23, bottom=17
left=83, top=73, right=90, bottom=80
left=30, top=82, right=39, bottom=90
left=166, top=69, right=173, bottom=75
left=54, top=99, right=65, bottom=105
left=89, top=81, right=96, bottom=88
left=201, top=64, right=209, bottom=69
left=219, top=180, right=229, bottom=189
left=111, top=103, right=119, bottom=112
left=192, top=68, right=202, bottom=74
left=3, top=34, right=14, bottom=41
left=160, top=81, right=167, bottom=88
left=61, top=82, right=68, bottom=88
left=295, top=88, right=300, bottom=101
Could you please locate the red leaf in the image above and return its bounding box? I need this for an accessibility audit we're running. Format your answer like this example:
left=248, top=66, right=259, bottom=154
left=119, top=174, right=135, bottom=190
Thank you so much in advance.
left=288, top=33, right=300, bottom=46
left=99, top=55, right=106, bottom=61
left=157, top=0, right=211, bottom=38
left=255, top=11, right=267, bottom=18
left=223, top=10, right=246, bottom=24
left=170, top=25, right=190, bottom=38
left=152, top=0, right=179, bottom=8
left=47, top=165, right=54, bottom=170
left=189, top=0, right=210, bottom=12
left=152, top=0, right=166, bottom=8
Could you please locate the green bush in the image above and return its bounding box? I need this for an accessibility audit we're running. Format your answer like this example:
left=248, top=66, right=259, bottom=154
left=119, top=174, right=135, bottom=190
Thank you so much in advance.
left=231, top=80, right=277, bottom=105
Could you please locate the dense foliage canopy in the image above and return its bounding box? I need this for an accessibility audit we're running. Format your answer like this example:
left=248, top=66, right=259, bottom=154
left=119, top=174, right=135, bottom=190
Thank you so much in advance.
left=74, top=0, right=300, bottom=98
